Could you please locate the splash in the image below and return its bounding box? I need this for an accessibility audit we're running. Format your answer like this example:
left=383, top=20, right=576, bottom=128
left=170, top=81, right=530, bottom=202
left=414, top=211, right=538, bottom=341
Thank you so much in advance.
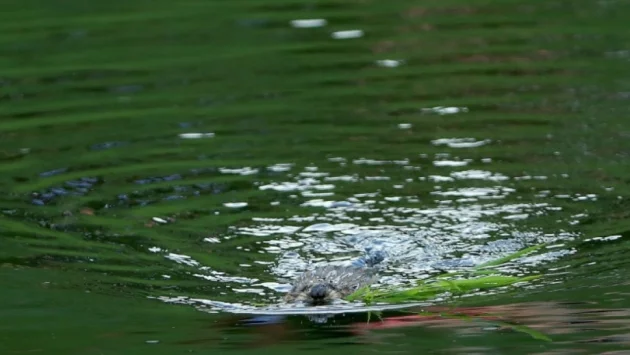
left=146, top=140, right=603, bottom=316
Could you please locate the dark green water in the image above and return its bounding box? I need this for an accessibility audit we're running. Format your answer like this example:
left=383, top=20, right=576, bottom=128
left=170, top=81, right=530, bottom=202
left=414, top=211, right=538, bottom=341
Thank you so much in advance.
left=3, top=0, right=630, bottom=353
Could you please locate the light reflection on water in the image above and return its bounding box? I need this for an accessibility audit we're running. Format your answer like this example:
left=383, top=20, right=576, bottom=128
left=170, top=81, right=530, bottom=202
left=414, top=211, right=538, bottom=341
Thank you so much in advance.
left=2, top=0, right=629, bottom=352
left=148, top=137, right=601, bottom=316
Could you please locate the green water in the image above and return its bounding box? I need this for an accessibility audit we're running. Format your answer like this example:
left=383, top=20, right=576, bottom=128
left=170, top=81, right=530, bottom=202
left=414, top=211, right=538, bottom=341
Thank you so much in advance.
left=2, top=0, right=630, bottom=353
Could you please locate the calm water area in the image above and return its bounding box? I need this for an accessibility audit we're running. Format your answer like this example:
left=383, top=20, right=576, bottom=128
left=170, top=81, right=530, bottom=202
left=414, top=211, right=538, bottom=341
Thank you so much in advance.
left=2, top=0, right=630, bottom=354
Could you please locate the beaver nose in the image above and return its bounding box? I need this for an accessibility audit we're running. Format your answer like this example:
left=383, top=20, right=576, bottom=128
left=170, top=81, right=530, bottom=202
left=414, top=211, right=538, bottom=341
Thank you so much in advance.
left=309, top=283, right=328, bottom=300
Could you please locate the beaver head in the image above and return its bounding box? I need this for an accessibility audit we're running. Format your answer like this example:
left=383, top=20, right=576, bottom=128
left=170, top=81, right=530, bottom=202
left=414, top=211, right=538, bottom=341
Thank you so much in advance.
left=284, top=264, right=378, bottom=306
left=284, top=282, right=343, bottom=305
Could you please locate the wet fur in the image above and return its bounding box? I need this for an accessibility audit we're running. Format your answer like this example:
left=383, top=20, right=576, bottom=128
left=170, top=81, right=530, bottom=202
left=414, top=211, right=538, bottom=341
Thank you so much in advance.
left=284, top=264, right=378, bottom=305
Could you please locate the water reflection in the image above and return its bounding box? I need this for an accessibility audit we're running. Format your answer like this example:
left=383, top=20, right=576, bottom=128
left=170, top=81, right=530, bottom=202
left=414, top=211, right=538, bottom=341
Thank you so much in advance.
left=188, top=300, right=630, bottom=353
left=376, top=59, right=405, bottom=68
left=290, top=19, right=328, bottom=29
left=2, top=0, right=629, bottom=352
left=140, top=141, right=599, bottom=316
left=16, top=127, right=609, bottom=322
left=331, top=30, right=364, bottom=40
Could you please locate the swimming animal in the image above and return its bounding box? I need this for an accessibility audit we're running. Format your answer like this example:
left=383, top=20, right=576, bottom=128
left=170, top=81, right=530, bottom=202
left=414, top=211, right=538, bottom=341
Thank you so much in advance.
left=284, top=250, right=386, bottom=306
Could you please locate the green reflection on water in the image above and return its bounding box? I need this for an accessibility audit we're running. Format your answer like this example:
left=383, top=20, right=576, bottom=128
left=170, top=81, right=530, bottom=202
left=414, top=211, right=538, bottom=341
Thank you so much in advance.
left=2, top=0, right=630, bottom=353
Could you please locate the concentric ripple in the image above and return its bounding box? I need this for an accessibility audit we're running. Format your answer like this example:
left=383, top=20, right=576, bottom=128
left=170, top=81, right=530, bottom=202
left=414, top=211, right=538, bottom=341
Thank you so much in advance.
left=146, top=137, right=610, bottom=314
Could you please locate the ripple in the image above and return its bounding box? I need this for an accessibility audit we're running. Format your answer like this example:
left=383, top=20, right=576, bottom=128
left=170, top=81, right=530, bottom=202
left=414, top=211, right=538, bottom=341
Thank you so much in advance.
left=433, top=160, right=469, bottom=167
left=114, top=157, right=591, bottom=313
left=431, top=186, right=514, bottom=198
left=259, top=179, right=335, bottom=192
left=178, top=132, right=215, bottom=139
left=377, top=59, right=405, bottom=68
left=267, top=163, right=293, bottom=172
left=165, top=253, right=200, bottom=267
left=290, top=19, right=327, bottom=28
left=203, top=162, right=580, bottom=300
left=224, top=202, right=248, bottom=208
left=451, top=170, right=510, bottom=181
left=219, top=167, right=259, bottom=175
left=432, top=138, right=491, bottom=148
left=422, top=106, right=470, bottom=115
left=331, top=30, right=364, bottom=39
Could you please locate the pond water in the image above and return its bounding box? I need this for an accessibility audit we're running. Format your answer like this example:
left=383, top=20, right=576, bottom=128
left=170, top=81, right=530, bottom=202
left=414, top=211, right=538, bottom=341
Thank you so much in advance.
left=3, top=0, right=630, bottom=354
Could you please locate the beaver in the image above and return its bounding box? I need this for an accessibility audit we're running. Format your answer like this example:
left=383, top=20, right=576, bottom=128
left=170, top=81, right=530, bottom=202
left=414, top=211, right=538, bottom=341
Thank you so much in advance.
left=283, top=250, right=386, bottom=306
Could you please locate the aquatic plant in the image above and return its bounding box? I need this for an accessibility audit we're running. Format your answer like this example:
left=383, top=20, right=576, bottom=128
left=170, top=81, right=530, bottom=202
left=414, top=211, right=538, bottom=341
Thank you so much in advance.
left=346, top=244, right=545, bottom=304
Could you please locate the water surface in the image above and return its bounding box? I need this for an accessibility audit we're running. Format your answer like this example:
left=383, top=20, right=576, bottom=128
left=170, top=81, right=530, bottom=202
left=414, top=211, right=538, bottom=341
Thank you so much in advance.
left=2, top=0, right=630, bottom=353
